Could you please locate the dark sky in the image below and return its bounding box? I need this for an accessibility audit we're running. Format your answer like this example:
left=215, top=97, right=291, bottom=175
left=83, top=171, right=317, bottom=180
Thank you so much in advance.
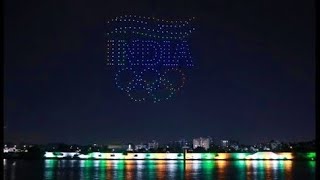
left=4, top=0, right=315, bottom=145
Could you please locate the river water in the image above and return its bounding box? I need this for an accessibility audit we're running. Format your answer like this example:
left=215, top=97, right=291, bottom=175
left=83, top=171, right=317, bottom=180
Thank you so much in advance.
left=3, top=159, right=316, bottom=179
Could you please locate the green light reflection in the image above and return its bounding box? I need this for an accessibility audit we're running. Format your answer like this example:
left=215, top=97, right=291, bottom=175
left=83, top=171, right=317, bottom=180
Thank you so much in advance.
left=202, top=160, right=215, bottom=180
left=44, top=159, right=57, bottom=180
left=146, top=160, right=156, bottom=180
left=113, top=160, right=125, bottom=179
left=99, top=160, right=106, bottom=179
left=84, top=160, right=92, bottom=179
left=234, top=160, right=246, bottom=179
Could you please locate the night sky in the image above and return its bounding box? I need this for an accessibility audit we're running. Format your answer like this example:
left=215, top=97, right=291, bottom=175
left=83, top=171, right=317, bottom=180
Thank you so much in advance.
left=4, top=0, right=315, bottom=145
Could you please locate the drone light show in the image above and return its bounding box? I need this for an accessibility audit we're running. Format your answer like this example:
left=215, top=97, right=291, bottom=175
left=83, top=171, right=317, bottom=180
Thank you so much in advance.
left=106, top=15, right=195, bottom=103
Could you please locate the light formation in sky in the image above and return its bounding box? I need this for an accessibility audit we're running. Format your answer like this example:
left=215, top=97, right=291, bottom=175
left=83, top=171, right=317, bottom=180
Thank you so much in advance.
left=106, top=15, right=195, bottom=102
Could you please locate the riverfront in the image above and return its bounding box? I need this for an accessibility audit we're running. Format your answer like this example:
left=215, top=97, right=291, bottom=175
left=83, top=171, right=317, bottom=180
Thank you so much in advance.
left=44, top=151, right=315, bottom=160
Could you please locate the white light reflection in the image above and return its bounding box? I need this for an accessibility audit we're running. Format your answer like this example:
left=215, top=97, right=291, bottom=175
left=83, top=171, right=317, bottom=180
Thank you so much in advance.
left=136, top=160, right=144, bottom=180
left=80, top=160, right=85, bottom=167
left=3, top=159, right=7, bottom=180
left=61, top=160, right=66, bottom=168
left=250, top=160, right=259, bottom=180
left=10, top=161, right=16, bottom=180
left=167, top=160, right=178, bottom=179
left=251, top=160, right=258, bottom=169
left=94, top=160, right=100, bottom=180
left=70, top=160, right=75, bottom=168
left=167, top=160, right=177, bottom=172
left=272, top=160, right=278, bottom=171
left=94, top=160, right=100, bottom=168
left=79, top=160, right=85, bottom=180
left=192, top=160, right=201, bottom=171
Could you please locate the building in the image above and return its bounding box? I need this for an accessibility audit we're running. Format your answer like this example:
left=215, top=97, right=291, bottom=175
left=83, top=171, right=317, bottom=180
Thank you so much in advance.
left=269, top=140, right=282, bottom=150
left=193, top=137, right=210, bottom=150
left=169, top=139, right=191, bottom=151
left=107, top=144, right=127, bottom=152
left=3, top=144, right=21, bottom=153
left=127, top=143, right=134, bottom=152
left=228, top=140, right=239, bottom=151
left=221, top=140, right=229, bottom=148
left=177, top=139, right=189, bottom=146
left=148, top=140, right=159, bottom=150
left=135, top=144, right=148, bottom=151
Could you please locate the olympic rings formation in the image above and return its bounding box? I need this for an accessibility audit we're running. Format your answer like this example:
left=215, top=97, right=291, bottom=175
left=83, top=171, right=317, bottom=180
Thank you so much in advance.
left=115, top=67, right=186, bottom=103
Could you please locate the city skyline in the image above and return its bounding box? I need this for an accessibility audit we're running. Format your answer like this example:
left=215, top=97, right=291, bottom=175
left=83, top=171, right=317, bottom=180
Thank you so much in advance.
left=3, top=136, right=315, bottom=147
left=4, top=0, right=315, bottom=145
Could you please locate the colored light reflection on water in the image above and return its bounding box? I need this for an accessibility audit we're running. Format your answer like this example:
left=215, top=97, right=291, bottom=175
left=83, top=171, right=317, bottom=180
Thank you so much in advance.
left=0, top=159, right=302, bottom=180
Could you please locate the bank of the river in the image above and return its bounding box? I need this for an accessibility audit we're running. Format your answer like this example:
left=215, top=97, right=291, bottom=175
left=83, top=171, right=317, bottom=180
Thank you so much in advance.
left=42, top=151, right=316, bottom=160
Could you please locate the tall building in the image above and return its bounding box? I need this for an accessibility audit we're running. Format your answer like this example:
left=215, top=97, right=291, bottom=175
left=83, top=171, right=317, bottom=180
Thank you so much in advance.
left=193, top=137, right=210, bottom=150
left=127, top=143, right=134, bottom=151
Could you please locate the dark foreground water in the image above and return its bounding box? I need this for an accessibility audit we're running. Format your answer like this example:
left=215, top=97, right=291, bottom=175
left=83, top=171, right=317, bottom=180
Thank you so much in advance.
left=3, top=159, right=316, bottom=180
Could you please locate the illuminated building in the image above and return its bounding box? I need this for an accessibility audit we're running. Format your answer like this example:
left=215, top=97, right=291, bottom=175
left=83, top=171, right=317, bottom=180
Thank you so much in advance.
left=221, top=140, right=229, bottom=148
left=127, top=144, right=134, bottom=151
left=193, top=137, right=210, bottom=150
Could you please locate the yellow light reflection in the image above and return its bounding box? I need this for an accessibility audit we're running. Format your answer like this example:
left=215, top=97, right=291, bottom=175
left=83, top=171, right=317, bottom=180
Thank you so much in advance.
left=156, top=160, right=166, bottom=179
left=284, top=161, right=292, bottom=171
left=185, top=160, right=193, bottom=180
left=284, top=161, right=293, bottom=179
left=216, top=160, right=227, bottom=169
left=105, top=160, right=113, bottom=180
left=125, top=160, right=135, bottom=180
left=264, top=160, right=273, bottom=179
left=264, top=160, right=272, bottom=169
left=245, top=160, right=252, bottom=171
left=216, top=160, right=228, bottom=180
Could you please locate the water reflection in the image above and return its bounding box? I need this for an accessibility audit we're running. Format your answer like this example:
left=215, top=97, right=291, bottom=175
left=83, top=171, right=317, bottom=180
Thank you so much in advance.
left=201, top=160, right=215, bottom=180
left=125, top=160, right=135, bottom=180
left=216, top=160, right=227, bottom=179
left=45, top=160, right=315, bottom=180
left=234, top=161, right=246, bottom=179
left=2, top=159, right=315, bottom=180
